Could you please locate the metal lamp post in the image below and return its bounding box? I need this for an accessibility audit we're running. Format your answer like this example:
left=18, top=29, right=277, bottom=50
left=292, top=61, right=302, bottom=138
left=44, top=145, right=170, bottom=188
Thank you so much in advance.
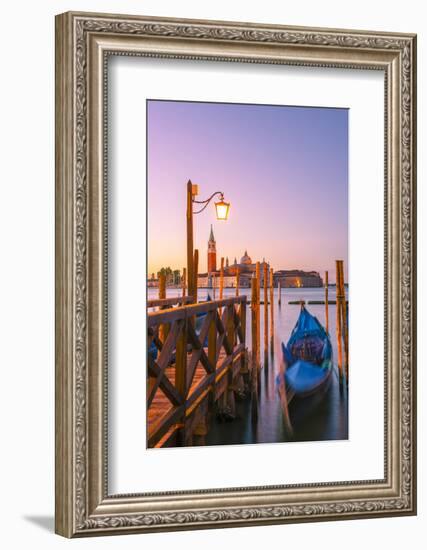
left=186, top=179, right=230, bottom=302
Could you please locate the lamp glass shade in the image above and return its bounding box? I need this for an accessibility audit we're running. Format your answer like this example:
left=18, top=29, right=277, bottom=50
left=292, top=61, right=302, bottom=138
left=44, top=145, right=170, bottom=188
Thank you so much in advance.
left=215, top=200, right=230, bottom=221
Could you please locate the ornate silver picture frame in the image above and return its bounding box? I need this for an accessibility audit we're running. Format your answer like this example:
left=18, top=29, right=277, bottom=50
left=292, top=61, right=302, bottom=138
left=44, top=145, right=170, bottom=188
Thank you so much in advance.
left=55, top=11, right=417, bottom=537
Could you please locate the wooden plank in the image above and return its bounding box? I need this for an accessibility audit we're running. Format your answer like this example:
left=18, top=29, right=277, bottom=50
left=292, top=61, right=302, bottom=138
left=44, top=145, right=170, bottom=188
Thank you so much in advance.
left=155, top=319, right=182, bottom=372
left=147, top=359, right=182, bottom=407
left=147, top=296, right=192, bottom=308
left=186, top=312, right=215, bottom=389
left=215, top=307, right=233, bottom=356
left=154, top=424, right=182, bottom=448
left=148, top=405, right=185, bottom=448
left=186, top=344, right=245, bottom=410
left=227, top=304, right=235, bottom=349
left=175, top=318, right=187, bottom=400
left=147, top=296, right=247, bottom=326
left=147, top=320, right=182, bottom=406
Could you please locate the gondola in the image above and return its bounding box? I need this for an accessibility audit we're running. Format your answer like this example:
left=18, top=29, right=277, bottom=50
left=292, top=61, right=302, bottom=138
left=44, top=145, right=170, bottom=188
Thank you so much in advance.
left=276, top=304, right=333, bottom=430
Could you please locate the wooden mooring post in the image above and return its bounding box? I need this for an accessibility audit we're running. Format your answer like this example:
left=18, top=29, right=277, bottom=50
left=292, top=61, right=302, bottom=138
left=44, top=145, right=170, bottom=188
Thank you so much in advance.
left=186, top=180, right=195, bottom=303
left=158, top=273, right=168, bottom=343
left=175, top=313, right=187, bottom=444
left=219, top=257, right=224, bottom=299
left=182, top=267, right=187, bottom=298
left=270, top=267, right=274, bottom=354
left=336, top=260, right=348, bottom=382
left=255, top=262, right=261, bottom=367
left=251, top=277, right=259, bottom=422
left=225, top=296, right=236, bottom=416
left=193, top=249, right=199, bottom=303
left=263, top=262, right=269, bottom=365
left=325, top=270, right=329, bottom=333
left=235, top=267, right=240, bottom=297
left=158, top=273, right=166, bottom=301
left=278, top=281, right=282, bottom=307
left=335, top=261, right=343, bottom=381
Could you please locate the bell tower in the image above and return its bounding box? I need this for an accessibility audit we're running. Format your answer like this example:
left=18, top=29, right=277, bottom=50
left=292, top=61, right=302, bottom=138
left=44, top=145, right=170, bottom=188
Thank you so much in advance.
left=207, top=225, right=217, bottom=274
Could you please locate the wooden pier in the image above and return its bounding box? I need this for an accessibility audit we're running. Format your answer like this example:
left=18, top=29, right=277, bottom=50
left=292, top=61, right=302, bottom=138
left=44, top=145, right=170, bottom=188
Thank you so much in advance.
left=147, top=295, right=247, bottom=448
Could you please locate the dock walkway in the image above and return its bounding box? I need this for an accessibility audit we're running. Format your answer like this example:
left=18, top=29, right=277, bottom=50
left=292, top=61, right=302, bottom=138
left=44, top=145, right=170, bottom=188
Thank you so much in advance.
left=147, top=296, right=247, bottom=447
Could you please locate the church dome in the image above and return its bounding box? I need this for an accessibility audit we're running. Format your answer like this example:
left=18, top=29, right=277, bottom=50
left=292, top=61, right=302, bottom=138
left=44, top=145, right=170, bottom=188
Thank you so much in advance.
left=240, top=250, right=252, bottom=265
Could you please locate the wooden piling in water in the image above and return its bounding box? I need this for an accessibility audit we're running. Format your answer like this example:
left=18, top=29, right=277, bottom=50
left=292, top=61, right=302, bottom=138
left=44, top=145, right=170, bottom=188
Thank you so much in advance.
left=335, top=261, right=343, bottom=381
left=186, top=181, right=194, bottom=303
left=219, top=257, right=224, bottom=300
left=208, top=302, right=217, bottom=412
left=182, top=267, right=187, bottom=298
left=158, top=273, right=167, bottom=343
left=158, top=273, right=166, bottom=301
left=226, top=302, right=236, bottom=416
left=193, top=249, right=199, bottom=304
left=212, top=273, right=216, bottom=300
left=263, top=262, right=269, bottom=365
left=239, top=290, right=246, bottom=372
left=251, top=277, right=259, bottom=422
left=270, top=268, right=274, bottom=353
left=255, top=262, right=261, bottom=367
left=325, top=270, right=329, bottom=333
left=337, top=260, right=349, bottom=382
left=235, top=267, right=240, bottom=297
left=278, top=281, right=282, bottom=306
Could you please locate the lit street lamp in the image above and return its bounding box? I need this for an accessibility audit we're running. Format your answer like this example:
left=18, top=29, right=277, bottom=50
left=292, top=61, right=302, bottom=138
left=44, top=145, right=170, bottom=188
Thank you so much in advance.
left=214, top=196, right=230, bottom=221
left=186, top=180, right=230, bottom=302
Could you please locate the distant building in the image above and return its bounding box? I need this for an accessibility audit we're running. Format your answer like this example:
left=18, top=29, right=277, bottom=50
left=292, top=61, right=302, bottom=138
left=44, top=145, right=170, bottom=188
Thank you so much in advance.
left=199, top=243, right=271, bottom=288
left=197, top=274, right=238, bottom=289
left=274, top=270, right=323, bottom=288
left=197, top=227, right=324, bottom=288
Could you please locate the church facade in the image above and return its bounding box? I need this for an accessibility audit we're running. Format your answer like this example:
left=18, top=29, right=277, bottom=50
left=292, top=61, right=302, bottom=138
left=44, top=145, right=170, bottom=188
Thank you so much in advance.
left=198, top=227, right=323, bottom=288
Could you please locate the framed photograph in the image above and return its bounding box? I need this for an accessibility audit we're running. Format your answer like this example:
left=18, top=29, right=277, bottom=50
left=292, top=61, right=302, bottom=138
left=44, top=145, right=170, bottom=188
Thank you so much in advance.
left=55, top=11, right=417, bottom=537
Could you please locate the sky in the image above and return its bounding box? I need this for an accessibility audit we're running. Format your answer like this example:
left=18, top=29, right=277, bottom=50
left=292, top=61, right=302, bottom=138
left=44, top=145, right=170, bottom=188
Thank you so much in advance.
left=147, top=100, right=348, bottom=283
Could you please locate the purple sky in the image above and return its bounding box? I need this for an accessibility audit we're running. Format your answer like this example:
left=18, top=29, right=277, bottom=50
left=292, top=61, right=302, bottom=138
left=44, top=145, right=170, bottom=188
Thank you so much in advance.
left=147, top=100, right=348, bottom=283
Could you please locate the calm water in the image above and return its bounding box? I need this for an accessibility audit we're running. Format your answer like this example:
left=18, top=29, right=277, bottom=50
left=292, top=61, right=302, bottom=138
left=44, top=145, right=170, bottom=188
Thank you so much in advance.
left=148, top=286, right=348, bottom=445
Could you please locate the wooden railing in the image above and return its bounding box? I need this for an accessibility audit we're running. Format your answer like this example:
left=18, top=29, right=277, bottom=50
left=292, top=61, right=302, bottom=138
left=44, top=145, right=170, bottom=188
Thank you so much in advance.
left=147, top=295, right=192, bottom=309
left=147, top=296, right=247, bottom=448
